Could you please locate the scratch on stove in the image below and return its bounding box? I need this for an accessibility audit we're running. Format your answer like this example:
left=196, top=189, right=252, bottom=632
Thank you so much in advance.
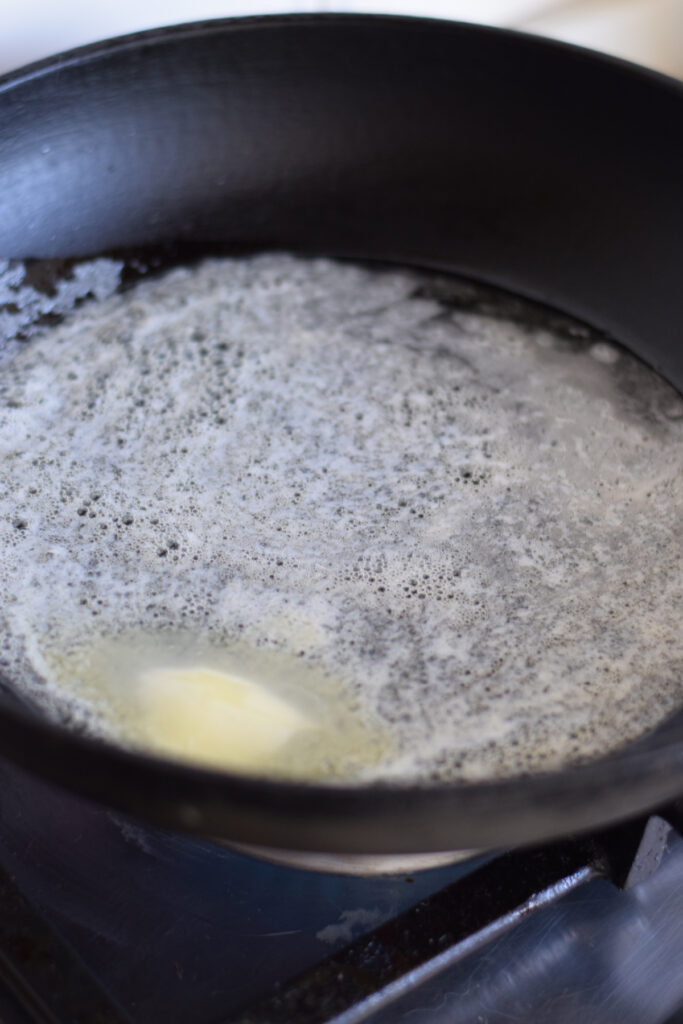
left=249, top=929, right=302, bottom=938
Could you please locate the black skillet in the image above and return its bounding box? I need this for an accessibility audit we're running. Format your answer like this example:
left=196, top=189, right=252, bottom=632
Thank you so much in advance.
left=0, top=14, right=682, bottom=859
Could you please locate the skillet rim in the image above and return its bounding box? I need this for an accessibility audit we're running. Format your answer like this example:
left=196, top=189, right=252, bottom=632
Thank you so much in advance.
left=2, top=10, right=683, bottom=97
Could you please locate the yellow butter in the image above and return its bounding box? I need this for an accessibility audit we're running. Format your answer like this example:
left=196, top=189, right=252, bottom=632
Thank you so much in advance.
left=136, top=665, right=311, bottom=769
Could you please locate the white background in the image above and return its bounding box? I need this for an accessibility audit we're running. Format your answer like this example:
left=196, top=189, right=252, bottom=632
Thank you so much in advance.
left=1, top=0, right=682, bottom=79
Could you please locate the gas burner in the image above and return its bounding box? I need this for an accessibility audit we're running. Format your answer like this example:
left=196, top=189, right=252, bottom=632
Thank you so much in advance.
left=0, top=757, right=682, bottom=1024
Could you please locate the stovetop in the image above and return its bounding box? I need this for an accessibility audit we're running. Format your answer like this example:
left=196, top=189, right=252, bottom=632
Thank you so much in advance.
left=1, top=758, right=683, bottom=1024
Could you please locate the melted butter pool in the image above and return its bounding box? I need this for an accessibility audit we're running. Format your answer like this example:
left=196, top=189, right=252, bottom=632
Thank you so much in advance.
left=41, top=631, right=391, bottom=779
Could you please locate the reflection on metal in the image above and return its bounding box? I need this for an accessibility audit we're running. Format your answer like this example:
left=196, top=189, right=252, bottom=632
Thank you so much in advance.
left=327, top=867, right=595, bottom=1024
left=235, top=838, right=605, bottom=1023
left=235, top=812, right=681, bottom=1024
left=624, top=814, right=672, bottom=889
left=367, top=830, right=683, bottom=1024
left=225, top=844, right=477, bottom=877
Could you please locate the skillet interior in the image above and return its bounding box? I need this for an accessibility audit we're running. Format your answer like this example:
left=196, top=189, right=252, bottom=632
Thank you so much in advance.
left=0, top=14, right=682, bottom=855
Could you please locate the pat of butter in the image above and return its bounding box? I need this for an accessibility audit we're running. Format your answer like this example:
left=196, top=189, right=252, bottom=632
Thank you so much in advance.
left=137, top=665, right=310, bottom=769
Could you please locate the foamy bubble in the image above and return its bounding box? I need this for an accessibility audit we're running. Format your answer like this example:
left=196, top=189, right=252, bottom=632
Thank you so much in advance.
left=0, top=254, right=682, bottom=781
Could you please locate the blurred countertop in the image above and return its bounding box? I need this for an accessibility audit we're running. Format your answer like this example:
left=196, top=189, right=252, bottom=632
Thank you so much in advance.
left=0, top=0, right=681, bottom=78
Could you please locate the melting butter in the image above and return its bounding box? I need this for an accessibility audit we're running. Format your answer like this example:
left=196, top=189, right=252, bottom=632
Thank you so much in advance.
left=40, top=630, right=391, bottom=780
left=136, top=665, right=311, bottom=769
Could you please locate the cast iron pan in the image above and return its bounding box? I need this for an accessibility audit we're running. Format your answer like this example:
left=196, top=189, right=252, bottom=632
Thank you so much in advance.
left=0, top=14, right=682, bottom=856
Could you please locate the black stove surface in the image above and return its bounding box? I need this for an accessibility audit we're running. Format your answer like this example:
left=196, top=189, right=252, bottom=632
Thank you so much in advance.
left=1, top=759, right=683, bottom=1024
